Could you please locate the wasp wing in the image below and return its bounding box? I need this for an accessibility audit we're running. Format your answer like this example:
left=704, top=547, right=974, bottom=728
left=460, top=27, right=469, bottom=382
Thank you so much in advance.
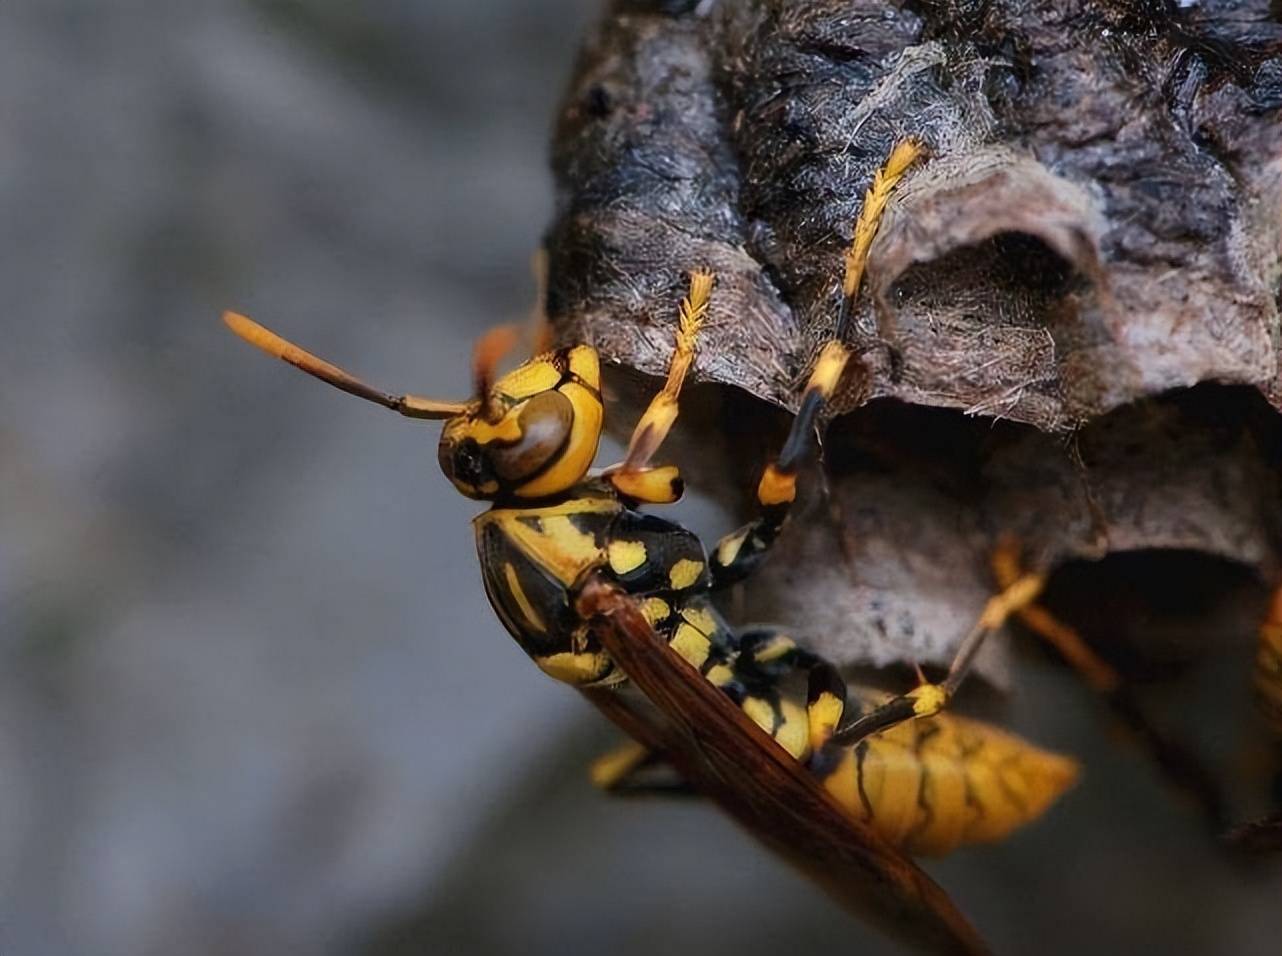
left=577, top=576, right=988, bottom=956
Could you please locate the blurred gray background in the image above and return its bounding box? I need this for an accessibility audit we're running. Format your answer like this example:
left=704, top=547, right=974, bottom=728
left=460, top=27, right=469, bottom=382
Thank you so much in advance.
left=1, top=2, right=1279, bottom=954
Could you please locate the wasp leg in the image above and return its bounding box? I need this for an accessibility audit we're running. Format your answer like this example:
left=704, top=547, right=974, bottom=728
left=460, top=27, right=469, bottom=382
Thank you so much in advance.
left=709, top=342, right=852, bottom=589
left=830, top=544, right=1046, bottom=746
left=837, top=138, right=926, bottom=342
left=991, top=539, right=1228, bottom=828
left=711, top=140, right=925, bottom=588
left=604, top=270, right=714, bottom=504
left=589, top=739, right=695, bottom=796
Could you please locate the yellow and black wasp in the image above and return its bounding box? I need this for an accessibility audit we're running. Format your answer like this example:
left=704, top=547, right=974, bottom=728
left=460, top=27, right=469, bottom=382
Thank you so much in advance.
left=224, top=141, right=1081, bottom=951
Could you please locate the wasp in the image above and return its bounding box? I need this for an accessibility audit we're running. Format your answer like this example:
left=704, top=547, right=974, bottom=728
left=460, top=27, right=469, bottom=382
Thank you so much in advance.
left=224, top=141, right=1081, bottom=950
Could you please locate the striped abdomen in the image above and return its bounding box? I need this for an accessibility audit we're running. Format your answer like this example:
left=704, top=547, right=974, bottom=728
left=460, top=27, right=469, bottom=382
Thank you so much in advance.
left=819, top=704, right=1079, bottom=856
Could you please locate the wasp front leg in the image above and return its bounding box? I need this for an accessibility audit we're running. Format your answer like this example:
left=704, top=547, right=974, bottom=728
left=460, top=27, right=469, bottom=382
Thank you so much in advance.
left=603, top=269, right=714, bottom=505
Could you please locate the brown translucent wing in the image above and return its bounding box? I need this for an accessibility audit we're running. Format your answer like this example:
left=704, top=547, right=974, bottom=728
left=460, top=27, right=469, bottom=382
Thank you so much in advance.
left=576, top=577, right=989, bottom=956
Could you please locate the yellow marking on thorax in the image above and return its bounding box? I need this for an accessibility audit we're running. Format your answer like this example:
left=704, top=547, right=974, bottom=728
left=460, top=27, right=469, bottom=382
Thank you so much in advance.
left=502, top=562, right=546, bottom=633
left=494, top=510, right=606, bottom=586
left=542, top=515, right=601, bottom=561
left=607, top=539, right=648, bottom=575
left=668, top=558, right=704, bottom=590
left=536, top=650, right=611, bottom=685
left=473, top=496, right=618, bottom=537
left=670, top=623, right=712, bottom=669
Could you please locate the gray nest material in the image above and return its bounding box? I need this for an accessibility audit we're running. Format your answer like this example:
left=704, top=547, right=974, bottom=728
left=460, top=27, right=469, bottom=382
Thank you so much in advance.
left=545, top=0, right=1282, bottom=681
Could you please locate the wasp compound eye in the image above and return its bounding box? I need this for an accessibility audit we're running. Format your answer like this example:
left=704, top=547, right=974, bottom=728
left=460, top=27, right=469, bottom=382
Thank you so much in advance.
left=488, top=391, right=573, bottom=483
left=439, top=436, right=496, bottom=498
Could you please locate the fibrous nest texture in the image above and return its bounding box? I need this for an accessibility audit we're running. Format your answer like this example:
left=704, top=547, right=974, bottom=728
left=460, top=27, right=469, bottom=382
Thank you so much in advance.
left=545, top=0, right=1282, bottom=680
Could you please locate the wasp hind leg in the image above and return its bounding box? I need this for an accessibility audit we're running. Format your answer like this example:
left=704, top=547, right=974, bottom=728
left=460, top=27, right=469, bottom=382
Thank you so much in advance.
left=991, top=539, right=1228, bottom=829
left=831, top=538, right=1046, bottom=746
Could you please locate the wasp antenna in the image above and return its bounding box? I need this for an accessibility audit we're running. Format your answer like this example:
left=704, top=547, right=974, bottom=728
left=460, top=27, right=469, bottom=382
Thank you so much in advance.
left=472, top=323, right=523, bottom=419
left=222, top=311, right=467, bottom=420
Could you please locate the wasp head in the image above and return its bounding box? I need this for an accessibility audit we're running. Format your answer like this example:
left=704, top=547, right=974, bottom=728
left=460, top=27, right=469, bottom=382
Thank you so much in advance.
left=223, top=312, right=603, bottom=503
left=437, top=341, right=602, bottom=500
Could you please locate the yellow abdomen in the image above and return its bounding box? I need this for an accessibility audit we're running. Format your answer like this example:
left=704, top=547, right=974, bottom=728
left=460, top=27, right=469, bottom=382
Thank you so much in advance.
left=820, top=711, right=1079, bottom=856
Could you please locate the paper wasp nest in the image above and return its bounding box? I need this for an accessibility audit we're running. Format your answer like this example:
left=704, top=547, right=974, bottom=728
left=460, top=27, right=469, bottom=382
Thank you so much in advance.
left=545, top=0, right=1282, bottom=684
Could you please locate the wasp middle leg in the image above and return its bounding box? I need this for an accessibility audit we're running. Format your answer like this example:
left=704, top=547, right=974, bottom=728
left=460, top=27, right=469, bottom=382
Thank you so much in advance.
left=711, top=139, right=926, bottom=589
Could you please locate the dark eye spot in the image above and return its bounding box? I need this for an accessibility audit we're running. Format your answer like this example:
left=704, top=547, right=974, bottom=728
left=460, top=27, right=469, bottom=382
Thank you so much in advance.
left=453, top=439, right=493, bottom=488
